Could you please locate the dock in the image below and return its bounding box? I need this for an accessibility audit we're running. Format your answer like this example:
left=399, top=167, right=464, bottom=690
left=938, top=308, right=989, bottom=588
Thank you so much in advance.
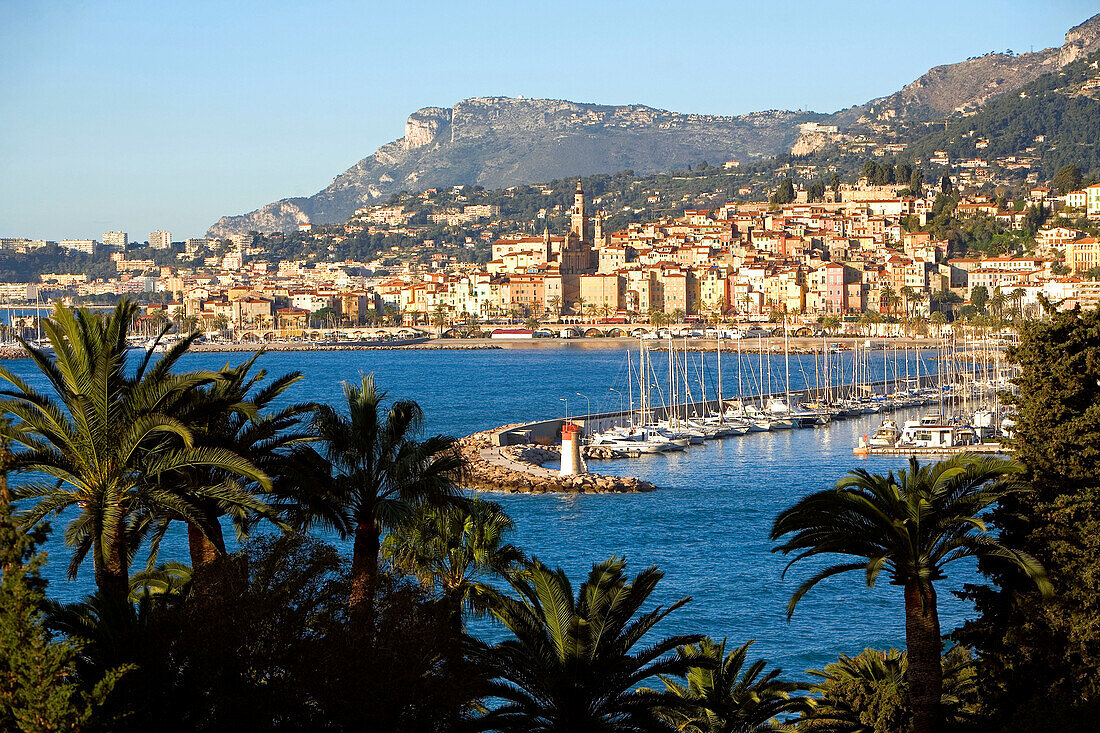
left=856, top=443, right=1013, bottom=456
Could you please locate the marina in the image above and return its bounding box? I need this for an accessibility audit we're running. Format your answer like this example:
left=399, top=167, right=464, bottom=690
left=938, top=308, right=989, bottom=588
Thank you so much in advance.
left=492, top=333, right=1016, bottom=476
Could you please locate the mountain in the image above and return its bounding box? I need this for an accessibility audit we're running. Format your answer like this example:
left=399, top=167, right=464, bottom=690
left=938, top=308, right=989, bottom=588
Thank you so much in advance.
left=209, top=13, right=1100, bottom=236
left=829, top=13, right=1100, bottom=129
left=207, top=100, right=819, bottom=236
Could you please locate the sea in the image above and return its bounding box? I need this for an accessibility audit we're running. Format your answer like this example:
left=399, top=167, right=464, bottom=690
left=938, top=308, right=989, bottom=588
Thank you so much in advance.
left=13, top=342, right=982, bottom=677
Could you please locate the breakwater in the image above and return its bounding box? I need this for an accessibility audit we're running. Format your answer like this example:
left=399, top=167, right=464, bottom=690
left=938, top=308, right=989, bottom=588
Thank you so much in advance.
left=456, top=427, right=655, bottom=494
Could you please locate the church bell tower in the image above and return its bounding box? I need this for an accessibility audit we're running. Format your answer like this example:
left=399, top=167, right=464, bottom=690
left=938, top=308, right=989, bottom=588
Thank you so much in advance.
left=570, top=180, right=588, bottom=241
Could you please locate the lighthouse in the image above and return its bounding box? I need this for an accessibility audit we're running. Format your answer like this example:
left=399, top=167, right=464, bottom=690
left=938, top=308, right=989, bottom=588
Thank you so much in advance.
left=560, top=422, right=585, bottom=476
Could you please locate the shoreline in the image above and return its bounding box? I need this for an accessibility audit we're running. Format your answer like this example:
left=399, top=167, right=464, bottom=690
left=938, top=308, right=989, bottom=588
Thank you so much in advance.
left=0, top=335, right=968, bottom=360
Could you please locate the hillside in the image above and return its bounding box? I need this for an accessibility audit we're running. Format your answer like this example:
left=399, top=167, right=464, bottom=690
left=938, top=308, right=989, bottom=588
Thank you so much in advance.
left=207, top=99, right=819, bottom=236
left=904, top=50, right=1100, bottom=177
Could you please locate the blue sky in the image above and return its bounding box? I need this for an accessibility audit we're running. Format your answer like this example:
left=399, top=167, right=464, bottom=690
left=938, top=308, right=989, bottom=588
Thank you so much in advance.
left=1, top=0, right=1095, bottom=240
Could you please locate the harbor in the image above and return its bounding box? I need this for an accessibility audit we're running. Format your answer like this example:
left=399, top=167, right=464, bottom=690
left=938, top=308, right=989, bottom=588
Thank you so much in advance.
left=459, top=333, right=1017, bottom=493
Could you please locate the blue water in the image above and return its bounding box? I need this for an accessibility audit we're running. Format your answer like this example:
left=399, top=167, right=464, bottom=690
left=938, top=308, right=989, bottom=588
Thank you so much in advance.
left=12, top=342, right=978, bottom=678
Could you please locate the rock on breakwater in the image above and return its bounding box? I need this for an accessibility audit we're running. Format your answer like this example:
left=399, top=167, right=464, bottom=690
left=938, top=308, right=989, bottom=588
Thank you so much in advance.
left=456, top=427, right=655, bottom=494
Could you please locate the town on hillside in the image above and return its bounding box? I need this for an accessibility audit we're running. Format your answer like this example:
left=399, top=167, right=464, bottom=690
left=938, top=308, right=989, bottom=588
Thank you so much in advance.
left=2, top=172, right=1100, bottom=339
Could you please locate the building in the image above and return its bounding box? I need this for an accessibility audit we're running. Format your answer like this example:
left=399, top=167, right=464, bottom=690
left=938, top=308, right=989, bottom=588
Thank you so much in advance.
left=1066, top=237, right=1100, bottom=273
left=102, top=231, right=128, bottom=251
left=150, top=230, right=172, bottom=250
left=59, top=239, right=96, bottom=254
left=1087, top=184, right=1100, bottom=218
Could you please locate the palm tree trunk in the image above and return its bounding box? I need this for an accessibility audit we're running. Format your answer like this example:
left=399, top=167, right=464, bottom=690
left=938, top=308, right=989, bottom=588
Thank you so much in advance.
left=905, top=582, right=943, bottom=733
left=349, top=520, right=380, bottom=627
left=187, top=520, right=225, bottom=569
left=96, top=527, right=131, bottom=610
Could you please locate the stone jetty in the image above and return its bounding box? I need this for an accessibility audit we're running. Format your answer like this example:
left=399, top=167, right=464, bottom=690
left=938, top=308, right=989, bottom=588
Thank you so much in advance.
left=456, top=427, right=655, bottom=494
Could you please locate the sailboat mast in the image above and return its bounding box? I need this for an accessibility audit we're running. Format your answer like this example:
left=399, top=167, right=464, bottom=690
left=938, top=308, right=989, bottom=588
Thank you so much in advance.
left=783, top=315, right=791, bottom=404
left=737, top=333, right=743, bottom=403
left=716, top=330, right=723, bottom=418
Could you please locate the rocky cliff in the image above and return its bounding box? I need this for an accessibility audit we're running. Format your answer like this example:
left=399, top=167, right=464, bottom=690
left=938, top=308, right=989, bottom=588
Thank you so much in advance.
left=831, top=12, right=1100, bottom=127
left=208, top=98, right=817, bottom=235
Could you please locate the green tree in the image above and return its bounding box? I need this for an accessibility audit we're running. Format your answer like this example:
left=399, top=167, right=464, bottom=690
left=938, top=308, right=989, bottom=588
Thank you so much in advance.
left=0, top=503, right=128, bottom=731
left=381, top=497, right=523, bottom=628
left=895, top=163, right=913, bottom=189
left=821, top=315, right=842, bottom=335
left=430, top=304, right=448, bottom=336
left=771, top=456, right=1049, bottom=733
left=0, top=301, right=266, bottom=609
left=909, top=169, right=925, bottom=197
left=82, top=532, right=480, bottom=732
left=801, top=646, right=979, bottom=733
left=770, top=179, right=795, bottom=205
left=304, top=374, right=465, bottom=623
left=652, top=637, right=806, bottom=732
left=154, top=354, right=312, bottom=572
left=211, top=313, right=230, bottom=334
left=470, top=556, right=702, bottom=731
left=1052, top=163, right=1082, bottom=195
left=969, top=285, right=989, bottom=313
left=899, top=285, right=917, bottom=318
left=879, top=285, right=898, bottom=316
left=955, top=307, right=1100, bottom=728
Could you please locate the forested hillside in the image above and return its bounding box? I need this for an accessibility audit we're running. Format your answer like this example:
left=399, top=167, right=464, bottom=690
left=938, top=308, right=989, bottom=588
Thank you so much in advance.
left=905, top=51, right=1100, bottom=178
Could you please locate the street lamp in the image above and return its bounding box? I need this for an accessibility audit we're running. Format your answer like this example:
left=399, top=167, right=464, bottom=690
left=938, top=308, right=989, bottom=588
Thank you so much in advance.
left=559, top=397, right=569, bottom=420
left=609, top=387, right=623, bottom=415
left=576, top=392, right=591, bottom=421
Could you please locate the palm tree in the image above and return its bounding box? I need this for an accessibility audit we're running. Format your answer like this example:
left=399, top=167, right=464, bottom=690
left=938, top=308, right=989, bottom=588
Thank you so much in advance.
left=431, top=304, right=448, bottom=337
left=899, top=285, right=917, bottom=320
left=987, top=289, right=1009, bottom=331
left=1009, top=287, right=1027, bottom=318
left=802, top=646, right=979, bottom=732
left=381, top=497, right=523, bottom=628
left=652, top=637, right=806, bottom=732
left=739, top=293, right=754, bottom=317
left=304, top=374, right=465, bottom=623
left=470, top=556, right=704, bottom=731
left=151, top=353, right=314, bottom=571
left=879, top=286, right=897, bottom=317
left=770, top=456, right=1050, bottom=733
left=548, top=295, right=563, bottom=319
left=0, top=301, right=267, bottom=609
left=211, top=312, right=230, bottom=336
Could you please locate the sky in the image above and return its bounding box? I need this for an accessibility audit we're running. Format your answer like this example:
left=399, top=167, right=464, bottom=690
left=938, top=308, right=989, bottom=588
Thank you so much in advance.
left=1, top=0, right=1096, bottom=240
